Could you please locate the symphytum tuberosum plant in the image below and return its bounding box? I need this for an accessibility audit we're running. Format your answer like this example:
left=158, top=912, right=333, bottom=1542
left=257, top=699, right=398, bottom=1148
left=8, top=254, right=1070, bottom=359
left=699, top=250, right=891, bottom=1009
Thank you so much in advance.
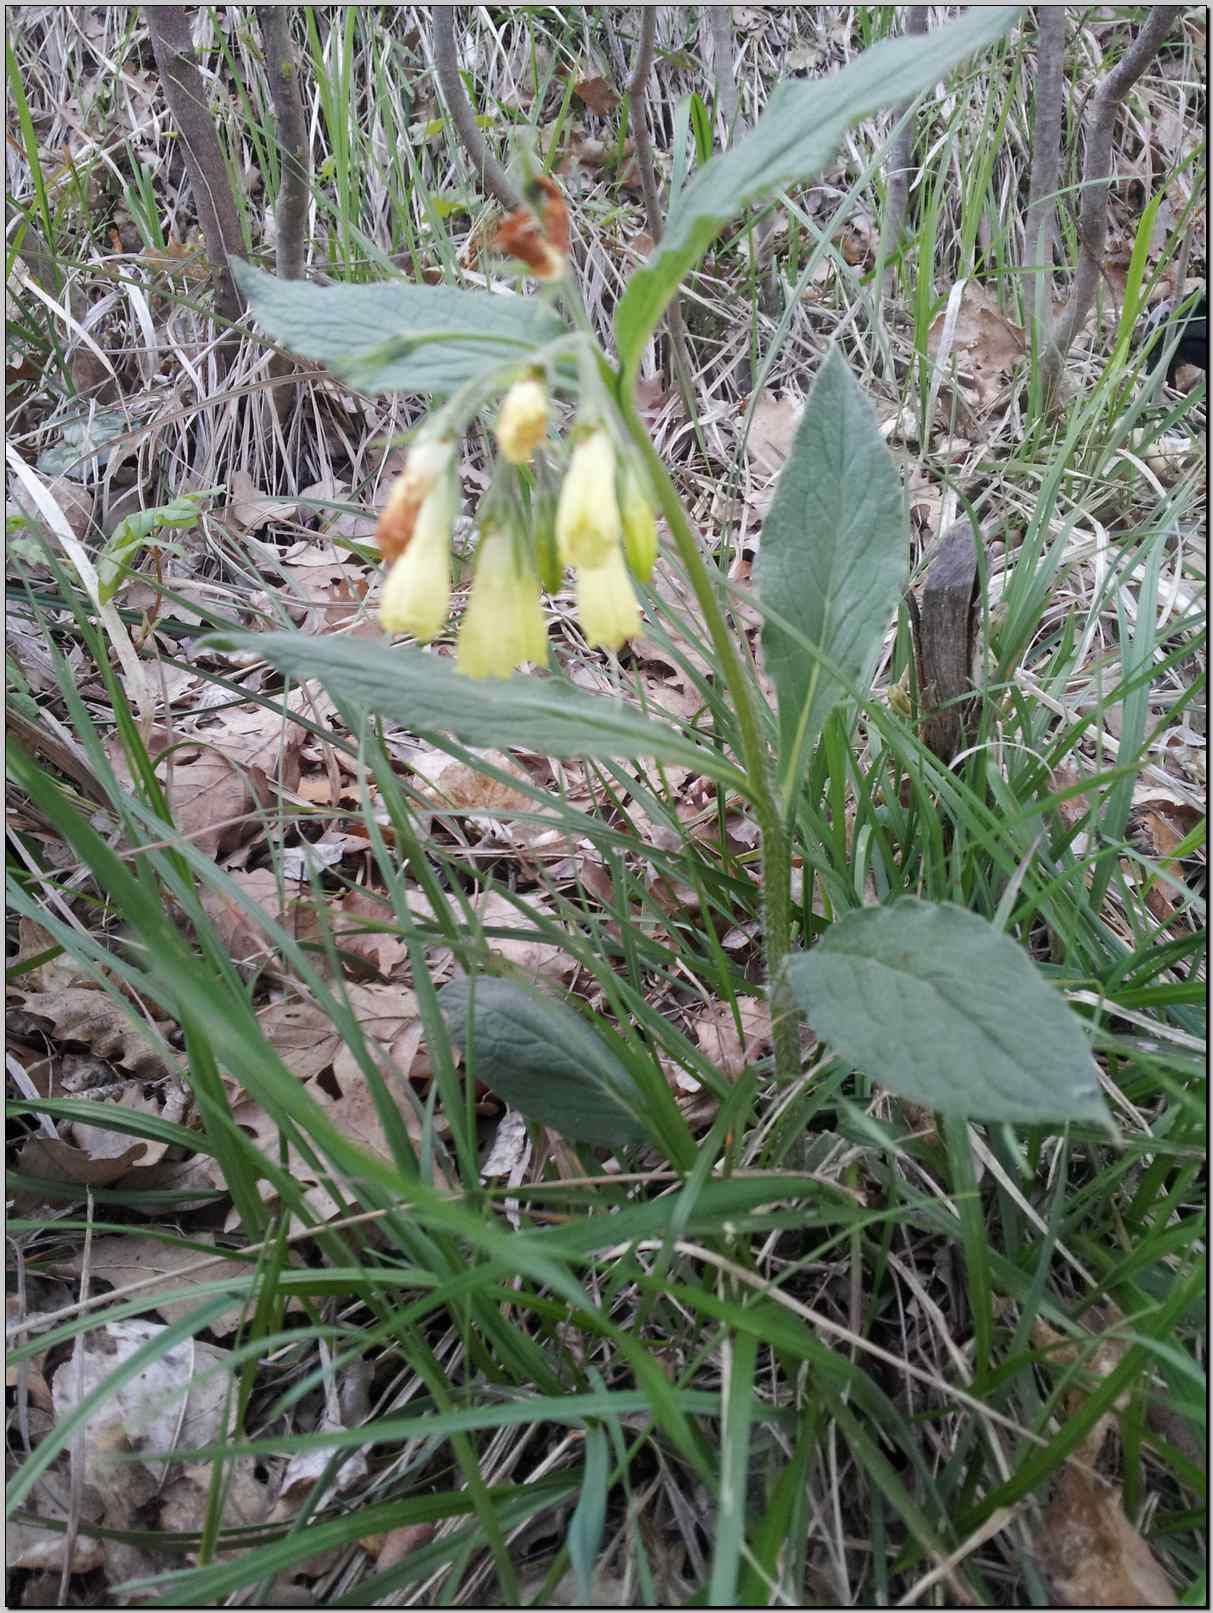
left=217, top=3, right=1113, bottom=1144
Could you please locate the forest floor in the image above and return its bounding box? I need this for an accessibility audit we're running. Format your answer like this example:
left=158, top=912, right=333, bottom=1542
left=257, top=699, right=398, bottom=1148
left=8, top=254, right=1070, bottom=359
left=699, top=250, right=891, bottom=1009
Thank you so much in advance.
left=5, top=6, right=1207, bottom=1607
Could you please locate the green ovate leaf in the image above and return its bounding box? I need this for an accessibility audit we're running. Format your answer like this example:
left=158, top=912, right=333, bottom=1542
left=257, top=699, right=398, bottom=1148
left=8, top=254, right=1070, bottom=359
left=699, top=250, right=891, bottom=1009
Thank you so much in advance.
left=439, top=978, right=652, bottom=1148
left=614, top=5, right=1020, bottom=381
left=231, top=259, right=565, bottom=396
left=203, top=631, right=747, bottom=789
left=756, top=346, right=906, bottom=806
left=782, top=898, right=1113, bottom=1127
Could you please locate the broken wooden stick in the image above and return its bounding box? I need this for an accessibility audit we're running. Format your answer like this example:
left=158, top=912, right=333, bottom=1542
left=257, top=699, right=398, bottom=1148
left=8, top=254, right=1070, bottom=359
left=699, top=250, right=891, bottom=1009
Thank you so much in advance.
left=909, top=519, right=984, bottom=765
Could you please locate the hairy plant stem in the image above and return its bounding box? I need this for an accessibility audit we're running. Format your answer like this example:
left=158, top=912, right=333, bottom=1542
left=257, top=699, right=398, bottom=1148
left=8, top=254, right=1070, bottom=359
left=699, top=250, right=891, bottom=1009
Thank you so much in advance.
left=615, top=391, right=800, bottom=1084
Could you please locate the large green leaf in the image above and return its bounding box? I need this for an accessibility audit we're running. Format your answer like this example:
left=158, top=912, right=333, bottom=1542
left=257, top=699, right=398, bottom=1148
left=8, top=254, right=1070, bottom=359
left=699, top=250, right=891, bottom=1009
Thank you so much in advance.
left=614, top=6, right=1020, bottom=382
left=204, top=631, right=747, bottom=789
left=231, top=259, right=565, bottom=395
left=756, top=346, right=906, bottom=808
left=782, top=899, right=1113, bottom=1126
left=439, top=978, right=652, bottom=1148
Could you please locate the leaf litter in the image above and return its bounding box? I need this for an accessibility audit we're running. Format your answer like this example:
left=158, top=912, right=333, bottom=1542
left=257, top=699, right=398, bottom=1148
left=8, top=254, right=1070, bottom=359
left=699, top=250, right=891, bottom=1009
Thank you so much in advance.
left=4, top=4, right=1205, bottom=1603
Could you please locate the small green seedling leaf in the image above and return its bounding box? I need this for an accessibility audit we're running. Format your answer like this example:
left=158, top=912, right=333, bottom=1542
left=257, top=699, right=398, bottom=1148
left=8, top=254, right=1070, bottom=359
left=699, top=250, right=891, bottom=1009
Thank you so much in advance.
left=757, top=346, right=906, bottom=810
left=96, top=489, right=220, bottom=605
left=439, top=977, right=652, bottom=1148
left=231, top=258, right=565, bottom=397
left=782, top=898, right=1114, bottom=1127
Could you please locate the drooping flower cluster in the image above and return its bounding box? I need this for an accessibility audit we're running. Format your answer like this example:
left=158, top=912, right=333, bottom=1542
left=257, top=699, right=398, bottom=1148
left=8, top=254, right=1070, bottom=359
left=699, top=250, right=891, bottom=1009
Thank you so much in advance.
left=376, top=378, right=659, bottom=679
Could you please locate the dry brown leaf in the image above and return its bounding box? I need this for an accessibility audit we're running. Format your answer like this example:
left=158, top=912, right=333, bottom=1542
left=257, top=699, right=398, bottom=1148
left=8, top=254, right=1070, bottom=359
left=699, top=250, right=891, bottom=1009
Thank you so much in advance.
left=220, top=986, right=439, bottom=1222
left=13, top=986, right=173, bottom=1077
left=692, top=997, right=772, bottom=1080
left=10, top=472, right=94, bottom=543
left=362, top=1522, right=436, bottom=1570
left=69, top=1090, right=175, bottom=1168
left=573, top=75, right=618, bottom=115
left=927, top=282, right=1026, bottom=408
left=744, top=391, right=803, bottom=478
left=53, top=1234, right=247, bottom=1333
left=275, top=536, right=371, bottom=634
left=332, top=981, right=427, bottom=1085
left=409, top=748, right=534, bottom=814
left=470, top=891, right=571, bottom=983
left=7, top=1476, right=105, bottom=1573
left=200, top=866, right=319, bottom=966
left=13, top=917, right=95, bottom=995
left=16, top=1134, right=148, bottom=1193
left=1032, top=1308, right=1177, bottom=1605
left=51, top=1321, right=234, bottom=1490
left=331, top=886, right=408, bottom=977
left=159, top=1459, right=272, bottom=1542
left=108, top=726, right=259, bottom=860
left=1040, top=1468, right=1177, bottom=1607
left=228, top=467, right=298, bottom=532
left=257, top=997, right=345, bottom=1080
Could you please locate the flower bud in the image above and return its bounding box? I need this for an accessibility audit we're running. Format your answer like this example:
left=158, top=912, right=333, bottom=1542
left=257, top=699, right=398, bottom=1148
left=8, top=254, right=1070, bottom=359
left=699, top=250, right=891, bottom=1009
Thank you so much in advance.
left=496, top=377, right=549, bottom=465
left=556, top=429, right=621, bottom=569
left=618, top=462, right=657, bottom=583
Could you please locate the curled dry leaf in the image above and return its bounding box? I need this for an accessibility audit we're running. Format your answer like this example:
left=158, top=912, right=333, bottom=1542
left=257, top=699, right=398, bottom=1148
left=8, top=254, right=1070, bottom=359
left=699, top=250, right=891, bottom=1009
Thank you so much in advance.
left=15, top=1135, right=148, bottom=1199
left=13, top=986, right=174, bottom=1078
left=927, top=282, right=1025, bottom=410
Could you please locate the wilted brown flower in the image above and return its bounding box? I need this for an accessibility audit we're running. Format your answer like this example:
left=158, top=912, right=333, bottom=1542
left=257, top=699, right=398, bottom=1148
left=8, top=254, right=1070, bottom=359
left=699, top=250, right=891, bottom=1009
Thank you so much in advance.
left=494, top=176, right=569, bottom=282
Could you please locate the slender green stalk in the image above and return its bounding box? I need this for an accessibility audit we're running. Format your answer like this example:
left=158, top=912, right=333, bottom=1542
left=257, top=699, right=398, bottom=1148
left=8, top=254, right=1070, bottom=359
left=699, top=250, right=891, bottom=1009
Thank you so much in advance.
left=615, top=391, right=799, bottom=1083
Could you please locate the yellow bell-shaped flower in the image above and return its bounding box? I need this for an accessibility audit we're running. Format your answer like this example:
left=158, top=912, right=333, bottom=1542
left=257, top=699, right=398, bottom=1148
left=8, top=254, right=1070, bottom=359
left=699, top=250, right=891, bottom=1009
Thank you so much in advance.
left=556, top=428, right=621, bottom=569
left=574, top=540, right=641, bottom=651
left=378, top=470, right=456, bottom=641
left=456, top=524, right=548, bottom=679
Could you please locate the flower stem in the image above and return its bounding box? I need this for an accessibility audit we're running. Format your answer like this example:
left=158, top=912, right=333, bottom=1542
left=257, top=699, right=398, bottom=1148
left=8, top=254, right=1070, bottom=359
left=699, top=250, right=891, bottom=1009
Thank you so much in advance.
left=615, top=394, right=800, bottom=1083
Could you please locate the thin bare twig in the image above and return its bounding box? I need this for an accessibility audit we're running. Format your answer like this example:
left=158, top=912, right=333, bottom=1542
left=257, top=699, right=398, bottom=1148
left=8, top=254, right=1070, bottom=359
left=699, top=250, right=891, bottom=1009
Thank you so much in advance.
left=430, top=5, right=521, bottom=213
left=876, top=5, right=929, bottom=296
left=257, top=7, right=309, bottom=281
left=1040, top=5, right=1183, bottom=404
left=145, top=5, right=244, bottom=363
left=628, top=9, right=693, bottom=392
left=628, top=9, right=665, bottom=248
left=256, top=7, right=309, bottom=420
left=704, top=6, right=741, bottom=145
left=1023, top=6, right=1066, bottom=357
